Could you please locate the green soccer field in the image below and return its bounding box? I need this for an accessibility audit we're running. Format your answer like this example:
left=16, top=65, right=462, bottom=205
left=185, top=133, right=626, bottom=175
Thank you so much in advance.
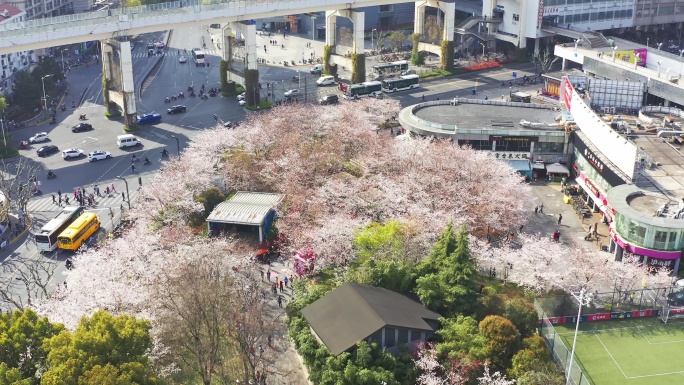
left=555, top=318, right=684, bottom=385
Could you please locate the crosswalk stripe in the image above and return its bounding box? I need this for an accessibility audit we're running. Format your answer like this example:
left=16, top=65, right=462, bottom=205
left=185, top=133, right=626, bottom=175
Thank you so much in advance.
left=27, top=189, right=140, bottom=215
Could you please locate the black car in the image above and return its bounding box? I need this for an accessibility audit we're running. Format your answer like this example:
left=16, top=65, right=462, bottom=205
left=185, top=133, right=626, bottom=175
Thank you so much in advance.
left=147, top=42, right=154, bottom=49
left=37, top=145, right=59, bottom=157
left=167, top=105, right=187, bottom=114
left=72, top=122, right=93, bottom=133
left=319, top=95, right=339, bottom=105
left=667, top=291, right=684, bottom=307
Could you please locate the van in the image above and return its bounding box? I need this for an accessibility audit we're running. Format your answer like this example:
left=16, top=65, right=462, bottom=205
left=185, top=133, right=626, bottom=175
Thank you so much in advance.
left=310, top=64, right=323, bottom=74
left=117, top=134, right=141, bottom=149
left=319, top=95, right=339, bottom=105
left=316, top=75, right=335, bottom=86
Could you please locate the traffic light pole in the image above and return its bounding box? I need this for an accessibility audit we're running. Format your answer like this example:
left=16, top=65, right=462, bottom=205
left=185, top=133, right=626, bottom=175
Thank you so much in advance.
left=117, top=176, right=131, bottom=210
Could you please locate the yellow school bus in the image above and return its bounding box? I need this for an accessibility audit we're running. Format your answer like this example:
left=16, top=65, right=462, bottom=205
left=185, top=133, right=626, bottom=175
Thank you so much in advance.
left=57, top=212, right=100, bottom=251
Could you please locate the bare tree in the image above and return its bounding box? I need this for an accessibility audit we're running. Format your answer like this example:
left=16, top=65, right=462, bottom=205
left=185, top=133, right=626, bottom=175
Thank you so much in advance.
left=156, top=251, right=277, bottom=385
left=0, top=257, right=58, bottom=309
left=534, top=50, right=559, bottom=74
left=0, top=157, right=42, bottom=218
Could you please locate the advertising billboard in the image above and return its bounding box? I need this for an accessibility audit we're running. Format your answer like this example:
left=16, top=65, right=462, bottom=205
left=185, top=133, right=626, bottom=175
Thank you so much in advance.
left=560, top=76, right=573, bottom=111
left=611, top=49, right=647, bottom=66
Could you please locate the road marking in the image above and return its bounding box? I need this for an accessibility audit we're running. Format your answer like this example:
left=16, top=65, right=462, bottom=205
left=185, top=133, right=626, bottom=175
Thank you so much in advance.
left=594, top=332, right=629, bottom=379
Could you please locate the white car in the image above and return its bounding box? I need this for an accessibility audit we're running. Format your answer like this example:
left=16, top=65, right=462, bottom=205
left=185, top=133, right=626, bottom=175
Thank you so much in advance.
left=179, top=56, right=187, bottom=63
left=29, top=132, right=49, bottom=144
left=88, top=150, right=112, bottom=162
left=237, top=92, right=245, bottom=101
left=284, top=89, right=300, bottom=97
left=62, top=148, right=84, bottom=159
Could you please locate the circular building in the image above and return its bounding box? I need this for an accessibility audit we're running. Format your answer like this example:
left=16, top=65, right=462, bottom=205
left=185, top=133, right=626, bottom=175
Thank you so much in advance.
left=607, top=184, right=684, bottom=272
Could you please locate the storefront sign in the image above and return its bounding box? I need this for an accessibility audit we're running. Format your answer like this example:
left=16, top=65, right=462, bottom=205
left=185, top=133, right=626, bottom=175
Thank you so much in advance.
left=544, top=7, right=559, bottom=14
left=647, top=258, right=675, bottom=268
left=572, top=133, right=627, bottom=187
left=585, top=179, right=600, bottom=198
left=537, top=0, right=544, bottom=29
left=489, top=135, right=539, bottom=143
left=493, top=152, right=529, bottom=160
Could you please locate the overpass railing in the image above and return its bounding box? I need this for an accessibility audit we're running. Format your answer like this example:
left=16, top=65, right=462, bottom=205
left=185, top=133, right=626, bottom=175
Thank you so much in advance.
left=0, top=0, right=298, bottom=37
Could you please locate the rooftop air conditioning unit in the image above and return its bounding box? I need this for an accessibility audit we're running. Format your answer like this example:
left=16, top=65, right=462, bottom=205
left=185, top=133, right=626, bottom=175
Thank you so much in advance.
left=1, top=10, right=9, bottom=17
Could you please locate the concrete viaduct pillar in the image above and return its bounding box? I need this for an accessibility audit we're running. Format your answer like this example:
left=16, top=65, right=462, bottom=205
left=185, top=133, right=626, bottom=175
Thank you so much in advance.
left=325, top=9, right=366, bottom=83
left=101, top=39, right=137, bottom=129
left=223, top=22, right=260, bottom=106
left=414, top=0, right=456, bottom=70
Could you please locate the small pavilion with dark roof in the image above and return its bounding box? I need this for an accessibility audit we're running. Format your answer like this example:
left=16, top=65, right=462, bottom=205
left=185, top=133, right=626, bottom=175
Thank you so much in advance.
left=300, top=282, right=442, bottom=356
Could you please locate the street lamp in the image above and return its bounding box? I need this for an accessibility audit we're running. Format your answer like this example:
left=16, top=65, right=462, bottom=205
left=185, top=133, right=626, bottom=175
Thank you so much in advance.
left=117, top=176, right=131, bottom=210
left=171, top=135, right=180, bottom=158
left=372, top=28, right=377, bottom=50
left=311, top=15, right=316, bottom=46
left=565, top=288, right=593, bottom=385
left=41, top=74, right=52, bottom=119
left=480, top=42, right=485, bottom=56
left=646, top=37, right=649, bottom=48
left=60, top=49, right=68, bottom=73
left=679, top=49, right=684, bottom=79
left=612, top=46, right=618, bottom=62
left=658, top=60, right=662, bottom=78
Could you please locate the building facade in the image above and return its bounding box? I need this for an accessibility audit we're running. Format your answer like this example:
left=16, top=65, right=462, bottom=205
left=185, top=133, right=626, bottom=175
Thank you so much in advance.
left=0, top=4, right=36, bottom=96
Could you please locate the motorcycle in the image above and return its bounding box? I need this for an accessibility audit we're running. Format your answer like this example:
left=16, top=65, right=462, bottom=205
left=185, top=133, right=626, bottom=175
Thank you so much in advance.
left=170, top=95, right=177, bottom=101
left=200, top=94, right=209, bottom=100
left=187, top=85, right=194, bottom=92
left=65, top=259, right=74, bottom=270
left=32, top=187, right=41, bottom=196
left=60, top=104, right=66, bottom=111
left=143, top=158, right=152, bottom=165
left=131, top=156, right=140, bottom=162
left=161, top=149, right=169, bottom=158
left=189, top=91, right=196, bottom=98
left=50, top=117, right=56, bottom=124
left=178, top=92, right=185, bottom=98
left=164, top=97, right=171, bottom=103
left=47, top=170, right=57, bottom=179
left=209, top=91, right=217, bottom=97
left=283, top=61, right=289, bottom=66
left=292, top=75, right=299, bottom=82
left=291, top=60, right=295, bottom=66
left=19, top=141, right=29, bottom=150
left=79, top=114, right=86, bottom=120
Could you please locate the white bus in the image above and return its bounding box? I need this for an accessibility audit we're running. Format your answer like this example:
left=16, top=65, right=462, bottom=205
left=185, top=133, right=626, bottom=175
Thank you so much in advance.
left=339, top=81, right=383, bottom=99
left=192, top=48, right=205, bottom=67
left=382, top=74, right=420, bottom=93
left=35, top=206, right=85, bottom=252
left=372, top=60, right=409, bottom=74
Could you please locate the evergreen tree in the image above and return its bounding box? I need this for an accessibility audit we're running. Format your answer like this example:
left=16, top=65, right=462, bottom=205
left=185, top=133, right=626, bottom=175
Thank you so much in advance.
left=415, top=224, right=478, bottom=316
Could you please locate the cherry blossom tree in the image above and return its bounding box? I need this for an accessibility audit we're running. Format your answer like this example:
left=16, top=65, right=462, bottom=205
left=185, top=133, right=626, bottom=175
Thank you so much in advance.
left=478, top=362, right=515, bottom=385
left=414, top=343, right=468, bottom=385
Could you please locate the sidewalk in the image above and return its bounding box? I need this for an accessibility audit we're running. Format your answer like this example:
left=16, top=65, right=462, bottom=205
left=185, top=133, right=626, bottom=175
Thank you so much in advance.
left=260, top=258, right=312, bottom=385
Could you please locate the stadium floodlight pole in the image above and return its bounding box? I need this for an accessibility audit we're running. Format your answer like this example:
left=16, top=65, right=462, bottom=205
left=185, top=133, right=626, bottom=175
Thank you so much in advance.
left=566, top=288, right=592, bottom=385
left=117, top=175, right=131, bottom=210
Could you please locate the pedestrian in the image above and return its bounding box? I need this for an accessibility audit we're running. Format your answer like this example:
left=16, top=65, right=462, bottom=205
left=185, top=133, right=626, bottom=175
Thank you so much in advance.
left=95, top=185, right=100, bottom=197
left=534, top=205, right=538, bottom=214
left=260, top=270, right=264, bottom=280
left=267, top=270, right=271, bottom=281
left=111, top=183, right=116, bottom=192
left=58, top=190, right=61, bottom=199
left=267, top=335, right=272, bottom=347
left=64, top=196, right=70, bottom=205
left=277, top=295, right=283, bottom=308
left=7, top=222, right=11, bottom=232
left=594, top=222, right=598, bottom=234
left=558, top=214, right=563, bottom=225
left=422, top=94, right=426, bottom=102
left=105, top=186, right=110, bottom=195
left=519, top=224, right=523, bottom=233
left=629, top=292, right=634, bottom=303
left=52, top=195, right=56, bottom=204
left=284, top=276, right=288, bottom=286
left=279, top=280, right=284, bottom=292
left=63, top=281, right=67, bottom=289
left=58, top=196, right=62, bottom=205
left=539, top=203, right=544, bottom=214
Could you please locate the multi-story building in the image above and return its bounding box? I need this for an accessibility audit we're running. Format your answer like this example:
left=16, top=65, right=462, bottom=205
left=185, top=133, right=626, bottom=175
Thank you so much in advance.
left=0, top=4, right=36, bottom=96
left=1, top=0, right=73, bottom=19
